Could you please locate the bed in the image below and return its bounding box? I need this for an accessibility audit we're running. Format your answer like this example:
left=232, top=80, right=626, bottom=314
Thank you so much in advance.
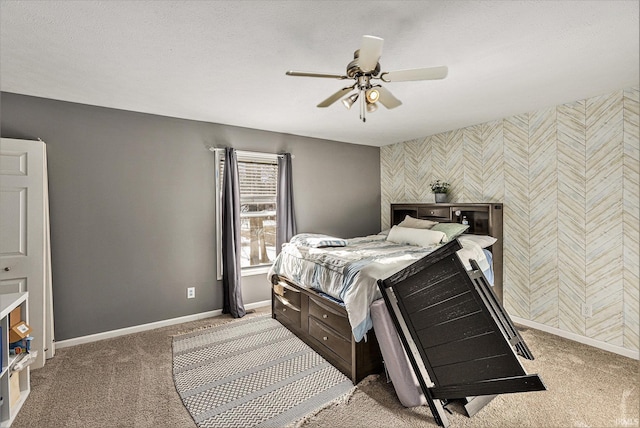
left=269, top=203, right=504, bottom=383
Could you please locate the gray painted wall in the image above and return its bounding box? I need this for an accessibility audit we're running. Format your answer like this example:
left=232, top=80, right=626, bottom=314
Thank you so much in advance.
left=0, top=92, right=381, bottom=340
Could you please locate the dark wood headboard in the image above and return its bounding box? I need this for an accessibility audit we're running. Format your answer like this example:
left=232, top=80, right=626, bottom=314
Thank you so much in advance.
left=390, top=203, right=503, bottom=303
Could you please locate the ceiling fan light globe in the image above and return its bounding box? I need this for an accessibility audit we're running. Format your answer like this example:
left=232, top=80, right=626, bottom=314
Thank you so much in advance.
left=366, top=102, right=378, bottom=113
left=366, top=88, right=380, bottom=103
left=342, top=93, right=359, bottom=109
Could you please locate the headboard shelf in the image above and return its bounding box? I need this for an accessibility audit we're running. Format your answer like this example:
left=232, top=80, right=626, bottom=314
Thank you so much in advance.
left=390, top=203, right=503, bottom=303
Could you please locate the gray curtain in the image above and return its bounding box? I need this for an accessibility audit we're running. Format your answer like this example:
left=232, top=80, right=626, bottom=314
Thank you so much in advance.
left=276, top=153, right=297, bottom=254
left=222, top=147, right=245, bottom=318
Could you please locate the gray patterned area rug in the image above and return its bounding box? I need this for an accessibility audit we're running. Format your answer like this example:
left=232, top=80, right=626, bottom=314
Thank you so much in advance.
left=172, top=315, right=354, bottom=428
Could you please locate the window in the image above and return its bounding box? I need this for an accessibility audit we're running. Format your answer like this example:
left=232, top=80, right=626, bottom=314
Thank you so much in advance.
left=215, top=150, right=278, bottom=277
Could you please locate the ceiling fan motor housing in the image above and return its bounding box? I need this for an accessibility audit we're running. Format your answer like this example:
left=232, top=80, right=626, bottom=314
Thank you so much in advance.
left=346, top=49, right=381, bottom=78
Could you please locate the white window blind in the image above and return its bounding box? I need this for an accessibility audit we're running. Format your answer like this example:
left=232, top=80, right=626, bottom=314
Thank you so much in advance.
left=215, top=150, right=278, bottom=275
left=237, top=160, right=278, bottom=203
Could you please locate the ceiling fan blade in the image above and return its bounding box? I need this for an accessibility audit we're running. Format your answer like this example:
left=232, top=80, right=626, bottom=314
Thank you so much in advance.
left=376, top=86, right=402, bottom=109
left=358, top=35, right=384, bottom=73
left=381, top=66, right=448, bottom=82
left=286, top=70, right=348, bottom=79
left=317, top=86, right=355, bottom=108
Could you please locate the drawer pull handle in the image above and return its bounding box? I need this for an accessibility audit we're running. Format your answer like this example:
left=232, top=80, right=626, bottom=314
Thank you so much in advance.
left=322, top=314, right=328, bottom=319
left=323, top=336, right=328, bottom=341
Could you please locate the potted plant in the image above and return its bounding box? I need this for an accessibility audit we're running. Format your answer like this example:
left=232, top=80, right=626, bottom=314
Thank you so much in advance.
left=430, top=180, right=450, bottom=203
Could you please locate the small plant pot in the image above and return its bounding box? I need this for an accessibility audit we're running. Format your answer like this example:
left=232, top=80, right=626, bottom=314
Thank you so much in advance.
left=434, top=193, right=447, bottom=203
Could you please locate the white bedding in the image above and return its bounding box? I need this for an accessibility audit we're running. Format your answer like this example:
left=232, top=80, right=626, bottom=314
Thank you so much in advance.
left=268, top=234, right=491, bottom=342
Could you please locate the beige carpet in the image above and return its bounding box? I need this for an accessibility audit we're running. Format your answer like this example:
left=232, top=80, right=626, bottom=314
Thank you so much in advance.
left=303, top=326, right=639, bottom=428
left=13, top=308, right=639, bottom=428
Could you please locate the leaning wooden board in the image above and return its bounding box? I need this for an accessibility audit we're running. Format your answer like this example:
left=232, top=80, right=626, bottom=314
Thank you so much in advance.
left=378, top=239, right=546, bottom=427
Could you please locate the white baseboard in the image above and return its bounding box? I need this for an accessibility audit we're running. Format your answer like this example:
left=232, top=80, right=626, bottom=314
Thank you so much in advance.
left=56, top=303, right=638, bottom=360
left=55, top=299, right=271, bottom=349
left=511, top=316, right=639, bottom=360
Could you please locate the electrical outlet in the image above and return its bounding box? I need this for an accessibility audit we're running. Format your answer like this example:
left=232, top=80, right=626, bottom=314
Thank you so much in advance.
left=187, top=287, right=195, bottom=299
left=581, top=303, right=592, bottom=318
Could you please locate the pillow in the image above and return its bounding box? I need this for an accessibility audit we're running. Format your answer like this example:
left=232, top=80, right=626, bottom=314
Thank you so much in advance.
left=378, top=229, right=391, bottom=236
left=397, top=215, right=438, bottom=229
left=459, top=234, right=497, bottom=248
left=386, top=226, right=446, bottom=247
left=289, top=233, right=348, bottom=248
left=431, top=223, right=469, bottom=242
left=456, top=238, right=490, bottom=272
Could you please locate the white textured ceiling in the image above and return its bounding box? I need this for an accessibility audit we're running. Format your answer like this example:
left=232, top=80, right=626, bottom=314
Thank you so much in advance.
left=1, top=1, right=638, bottom=147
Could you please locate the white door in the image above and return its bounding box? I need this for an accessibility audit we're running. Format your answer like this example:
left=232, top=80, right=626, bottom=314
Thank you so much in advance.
left=0, top=138, right=52, bottom=369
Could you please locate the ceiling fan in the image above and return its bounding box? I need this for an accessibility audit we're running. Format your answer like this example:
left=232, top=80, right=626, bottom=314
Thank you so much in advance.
left=286, top=35, right=448, bottom=122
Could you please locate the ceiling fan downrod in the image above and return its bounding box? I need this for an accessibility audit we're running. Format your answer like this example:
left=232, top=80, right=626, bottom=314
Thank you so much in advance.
left=357, top=76, right=371, bottom=122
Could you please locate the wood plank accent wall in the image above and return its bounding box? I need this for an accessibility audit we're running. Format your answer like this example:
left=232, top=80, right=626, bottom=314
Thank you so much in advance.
left=380, top=86, right=640, bottom=353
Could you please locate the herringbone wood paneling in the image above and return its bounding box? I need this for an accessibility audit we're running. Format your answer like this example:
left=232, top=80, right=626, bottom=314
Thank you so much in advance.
left=557, top=100, right=587, bottom=336
left=503, top=113, right=530, bottom=319
left=404, top=138, right=431, bottom=202
left=482, top=120, right=504, bottom=201
left=380, top=144, right=403, bottom=229
left=529, top=107, right=558, bottom=326
left=623, top=87, right=640, bottom=350
left=379, top=86, right=639, bottom=353
left=431, top=133, right=448, bottom=196
left=464, top=125, right=483, bottom=202
left=446, top=129, right=464, bottom=202
left=418, top=137, right=433, bottom=201
left=585, top=91, right=624, bottom=345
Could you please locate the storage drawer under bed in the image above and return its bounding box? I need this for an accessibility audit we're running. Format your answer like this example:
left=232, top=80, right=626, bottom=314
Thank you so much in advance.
left=273, top=281, right=302, bottom=308
left=273, top=293, right=301, bottom=330
left=308, top=316, right=352, bottom=363
left=308, top=296, right=351, bottom=339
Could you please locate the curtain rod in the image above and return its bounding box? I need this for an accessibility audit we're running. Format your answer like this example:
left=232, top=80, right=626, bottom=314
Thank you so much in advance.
left=206, top=146, right=294, bottom=159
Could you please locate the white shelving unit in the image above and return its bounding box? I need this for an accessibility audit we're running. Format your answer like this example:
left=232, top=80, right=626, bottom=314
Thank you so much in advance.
left=0, top=292, right=30, bottom=427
